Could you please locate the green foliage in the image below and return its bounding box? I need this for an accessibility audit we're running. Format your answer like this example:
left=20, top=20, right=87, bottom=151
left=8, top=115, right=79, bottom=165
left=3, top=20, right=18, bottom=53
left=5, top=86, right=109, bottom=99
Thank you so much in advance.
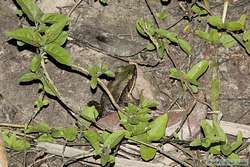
left=80, top=106, right=99, bottom=122
left=16, top=0, right=44, bottom=22
left=2, top=130, right=31, bottom=151
left=25, top=122, right=50, bottom=133
left=51, top=127, right=78, bottom=142
left=156, top=10, right=168, bottom=20
left=191, top=4, right=208, bottom=16
left=169, top=60, right=209, bottom=93
left=190, top=120, right=243, bottom=158
left=87, top=64, right=115, bottom=89
left=140, top=144, right=157, bottom=161
left=136, top=18, right=192, bottom=57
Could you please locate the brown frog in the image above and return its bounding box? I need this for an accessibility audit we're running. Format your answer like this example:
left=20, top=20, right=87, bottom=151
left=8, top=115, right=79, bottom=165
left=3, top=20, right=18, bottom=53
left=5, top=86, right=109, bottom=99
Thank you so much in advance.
left=100, top=64, right=137, bottom=116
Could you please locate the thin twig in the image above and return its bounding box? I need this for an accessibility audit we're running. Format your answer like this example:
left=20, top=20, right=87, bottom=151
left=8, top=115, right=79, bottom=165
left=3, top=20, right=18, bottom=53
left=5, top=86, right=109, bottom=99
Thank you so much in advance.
left=67, top=0, right=83, bottom=17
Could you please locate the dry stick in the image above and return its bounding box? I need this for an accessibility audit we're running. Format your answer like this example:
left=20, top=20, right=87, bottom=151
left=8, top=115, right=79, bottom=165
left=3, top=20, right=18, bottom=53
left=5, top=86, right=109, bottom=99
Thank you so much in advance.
left=67, top=0, right=84, bottom=17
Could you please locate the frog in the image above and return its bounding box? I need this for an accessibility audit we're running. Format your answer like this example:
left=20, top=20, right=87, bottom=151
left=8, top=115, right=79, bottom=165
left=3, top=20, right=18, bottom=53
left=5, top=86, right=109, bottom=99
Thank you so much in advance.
left=100, top=64, right=137, bottom=116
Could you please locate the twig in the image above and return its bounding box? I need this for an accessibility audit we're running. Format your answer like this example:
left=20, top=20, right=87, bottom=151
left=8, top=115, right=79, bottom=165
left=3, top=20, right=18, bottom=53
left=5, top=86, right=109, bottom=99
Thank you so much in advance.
left=67, top=0, right=83, bottom=17
left=144, top=0, right=159, bottom=28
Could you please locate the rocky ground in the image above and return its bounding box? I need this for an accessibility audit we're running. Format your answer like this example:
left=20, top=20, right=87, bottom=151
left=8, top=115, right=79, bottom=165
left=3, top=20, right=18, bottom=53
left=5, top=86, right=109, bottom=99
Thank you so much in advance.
left=0, top=0, right=250, bottom=166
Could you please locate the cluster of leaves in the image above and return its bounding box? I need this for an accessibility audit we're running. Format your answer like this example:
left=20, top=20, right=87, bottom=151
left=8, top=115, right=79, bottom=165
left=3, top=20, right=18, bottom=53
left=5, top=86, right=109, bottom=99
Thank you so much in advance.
left=87, top=64, right=115, bottom=89
left=25, top=122, right=78, bottom=142
left=194, top=6, right=250, bottom=54
left=136, top=18, right=192, bottom=58
left=77, top=106, right=99, bottom=130
left=119, top=96, right=168, bottom=161
left=2, top=130, right=31, bottom=151
left=169, top=60, right=209, bottom=93
left=6, top=0, right=73, bottom=101
left=190, top=120, right=243, bottom=161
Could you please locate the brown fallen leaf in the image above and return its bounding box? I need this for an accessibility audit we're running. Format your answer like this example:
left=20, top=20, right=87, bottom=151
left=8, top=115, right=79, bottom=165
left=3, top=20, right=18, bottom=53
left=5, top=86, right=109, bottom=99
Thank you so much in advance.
left=0, top=129, right=8, bottom=167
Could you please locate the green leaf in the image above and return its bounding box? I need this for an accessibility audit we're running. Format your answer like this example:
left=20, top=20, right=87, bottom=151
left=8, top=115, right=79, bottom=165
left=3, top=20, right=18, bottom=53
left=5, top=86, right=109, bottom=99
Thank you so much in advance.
left=53, top=31, right=68, bottom=46
left=211, top=63, right=220, bottom=111
left=221, top=143, right=232, bottom=156
left=177, top=38, right=192, bottom=55
left=230, top=131, right=243, bottom=152
left=6, top=28, right=42, bottom=47
left=208, top=145, right=221, bottom=155
left=44, top=20, right=68, bottom=44
left=209, top=29, right=220, bottom=44
left=146, top=42, right=156, bottom=51
left=80, top=106, right=99, bottom=122
left=200, top=120, right=214, bottom=139
left=30, top=56, right=41, bottom=72
left=156, top=10, right=168, bottom=20
left=25, top=122, right=50, bottom=133
left=227, top=153, right=240, bottom=162
left=157, top=28, right=178, bottom=43
left=17, top=40, right=25, bottom=46
left=186, top=60, right=209, bottom=85
left=41, top=13, right=69, bottom=24
left=43, top=43, right=72, bottom=66
left=18, top=72, right=39, bottom=83
left=51, top=127, right=77, bottom=141
left=140, top=95, right=158, bottom=109
left=83, top=130, right=101, bottom=152
left=225, top=15, right=246, bottom=31
left=104, top=130, right=125, bottom=149
left=190, top=138, right=202, bottom=147
left=16, top=0, right=44, bottom=22
left=90, top=76, right=98, bottom=89
left=2, top=131, right=30, bottom=151
left=212, top=120, right=226, bottom=142
left=191, top=4, right=208, bottom=16
left=40, top=77, right=57, bottom=96
left=220, top=33, right=237, bottom=48
left=131, top=122, right=150, bottom=136
left=201, top=138, right=212, bottom=148
left=243, top=30, right=250, bottom=41
left=147, top=113, right=168, bottom=141
left=195, top=30, right=210, bottom=42
left=136, top=18, right=148, bottom=37
left=207, top=16, right=224, bottom=29
left=36, top=134, right=54, bottom=142
left=140, top=144, right=156, bottom=161
left=169, top=68, right=185, bottom=80
left=245, top=41, right=250, bottom=54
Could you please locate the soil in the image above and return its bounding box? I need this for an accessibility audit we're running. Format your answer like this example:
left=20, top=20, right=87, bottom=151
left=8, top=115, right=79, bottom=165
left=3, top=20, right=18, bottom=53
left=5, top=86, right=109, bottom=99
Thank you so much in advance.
left=0, top=0, right=250, bottom=166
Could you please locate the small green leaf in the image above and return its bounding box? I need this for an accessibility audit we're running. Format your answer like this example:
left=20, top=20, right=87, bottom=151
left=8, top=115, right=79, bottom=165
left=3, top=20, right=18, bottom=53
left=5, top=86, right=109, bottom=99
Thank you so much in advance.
left=30, top=56, right=41, bottom=72
left=208, top=145, right=221, bottom=155
left=190, top=138, right=202, bottom=147
left=6, top=28, right=42, bottom=47
left=25, top=122, right=50, bottom=133
left=227, top=153, right=240, bottom=162
left=16, top=0, right=44, bottom=22
left=220, top=33, right=237, bottom=48
left=40, top=77, right=57, bottom=96
left=83, top=130, right=101, bottom=151
left=225, top=15, right=246, bottom=31
left=146, top=43, right=156, bottom=51
left=140, top=95, right=158, bottom=109
left=80, top=106, right=99, bottom=122
left=2, top=131, right=30, bottom=151
left=53, top=31, right=68, bottom=46
left=200, top=120, right=214, bottom=139
left=147, top=113, right=168, bottom=141
left=207, top=16, right=224, bottom=29
left=157, top=28, right=178, bottom=43
left=36, top=134, right=54, bottom=142
left=43, top=43, right=72, bottom=66
left=243, top=30, right=250, bottom=41
left=104, top=130, right=125, bottom=149
left=136, top=18, right=148, bottom=37
left=51, top=127, right=77, bottom=142
left=90, top=76, right=98, bottom=89
left=44, top=20, right=68, bottom=44
left=177, top=38, right=192, bottom=55
left=18, top=72, right=39, bottom=83
left=156, top=10, right=168, bottom=20
left=195, top=30, right=210, bottom=42
left=221, top=143, right=232, bottom=156
left=41, top=13, right=69, bottom=24
left=17, top=41, right=25, bottom=46
left=245, top=41, right=250, bottom=54
left=169, top=68, right=185, bottom=80
left=212, top=120, right=226, bottom=142
left=191, top=4, right=208, bottom=16
left=230, top=131, right=243, bottom=152
left=186, top=60, right=209, bottom=85
left=209, top=29, right=220, bottom=44
left=201, top=138, right=212, bottom=148
left=140, top=144, right=157, bottom=161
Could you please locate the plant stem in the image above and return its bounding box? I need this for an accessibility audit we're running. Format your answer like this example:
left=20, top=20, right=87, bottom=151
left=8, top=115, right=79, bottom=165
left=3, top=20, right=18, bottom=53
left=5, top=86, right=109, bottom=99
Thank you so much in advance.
left=222, top=0, right=229, bottom=24
left=71, top=64, right=121, bottom=111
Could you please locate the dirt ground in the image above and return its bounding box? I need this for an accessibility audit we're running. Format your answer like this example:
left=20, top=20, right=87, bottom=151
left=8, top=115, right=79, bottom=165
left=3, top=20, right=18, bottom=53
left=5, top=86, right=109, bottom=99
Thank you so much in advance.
left=0, top=0, right=250, bottom=166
